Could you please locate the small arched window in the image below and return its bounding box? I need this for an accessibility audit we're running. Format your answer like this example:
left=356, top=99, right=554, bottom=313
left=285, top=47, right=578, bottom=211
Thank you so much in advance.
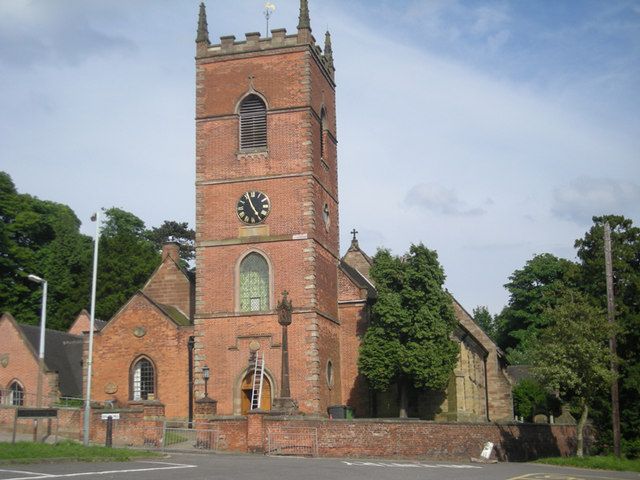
left=239, top=94, right=267, bottom=150
left=9, top=381, right=24, bottom=406
left=239, top=253, right=270, bottom=312
left=320, top=108, right=327, bottom=159
left=131, top=357, right=155, bottom=400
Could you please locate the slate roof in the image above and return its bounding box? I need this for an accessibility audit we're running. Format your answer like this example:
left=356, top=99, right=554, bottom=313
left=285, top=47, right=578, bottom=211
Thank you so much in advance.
left=18, top=325, right=84, bottom=398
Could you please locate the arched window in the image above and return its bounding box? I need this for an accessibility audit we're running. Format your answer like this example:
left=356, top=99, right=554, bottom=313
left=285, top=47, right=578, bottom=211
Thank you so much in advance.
left=239, top=94, right=267, bottom=150
left=131, top=357, right=155, bottom=400
left=239, top=253, right=270, bottom=312
left=9, top=381, right=24, bottom=406
left=320, top=108, right=327, bottom=159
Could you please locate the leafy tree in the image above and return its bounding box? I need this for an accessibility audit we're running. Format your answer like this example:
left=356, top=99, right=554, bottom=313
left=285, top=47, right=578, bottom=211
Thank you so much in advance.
left=575, top=215, right=640, bottom=443
left=495, top=253, right=579, bottom=363
left=530, top=290, right=614, bottom=457
left=0, top=172, right=92, bottom=329
left=473, top=305, right=497, bottom=340
left=146, top=220, right=195, bottom=266
left=358, top=244, right=459, bottom=418
left=96, top=208, right=162, bottom=320
left=512, top=378, right=560, bottom=421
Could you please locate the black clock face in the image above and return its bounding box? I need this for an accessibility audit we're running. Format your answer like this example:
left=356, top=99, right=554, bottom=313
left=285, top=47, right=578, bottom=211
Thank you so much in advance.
left=237, top=191, right=271, bottom=224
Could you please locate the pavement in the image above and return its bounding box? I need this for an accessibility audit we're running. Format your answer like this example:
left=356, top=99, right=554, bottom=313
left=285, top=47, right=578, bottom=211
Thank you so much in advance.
left=0, top=452, right=639, bottom=480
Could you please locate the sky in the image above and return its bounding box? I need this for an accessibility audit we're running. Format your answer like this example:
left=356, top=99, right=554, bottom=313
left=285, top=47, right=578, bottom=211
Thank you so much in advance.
left=1, top=0, right=639, bottom=315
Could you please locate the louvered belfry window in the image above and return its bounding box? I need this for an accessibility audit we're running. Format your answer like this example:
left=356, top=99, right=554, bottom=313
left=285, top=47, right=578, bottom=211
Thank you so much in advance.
left=239, top=94, right=267, bottom=150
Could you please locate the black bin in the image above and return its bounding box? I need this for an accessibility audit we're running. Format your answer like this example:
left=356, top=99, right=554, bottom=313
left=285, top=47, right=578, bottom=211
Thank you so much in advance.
left=328, top=405, right=350, bottom=419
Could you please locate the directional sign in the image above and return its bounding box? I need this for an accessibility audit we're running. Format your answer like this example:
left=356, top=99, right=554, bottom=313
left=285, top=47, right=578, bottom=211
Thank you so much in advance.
left=101, top=413, right=120, bottom=420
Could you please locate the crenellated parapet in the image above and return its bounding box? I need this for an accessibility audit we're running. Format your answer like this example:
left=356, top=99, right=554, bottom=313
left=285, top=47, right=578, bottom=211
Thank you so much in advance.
left=195, top=2, right=334, bottom=82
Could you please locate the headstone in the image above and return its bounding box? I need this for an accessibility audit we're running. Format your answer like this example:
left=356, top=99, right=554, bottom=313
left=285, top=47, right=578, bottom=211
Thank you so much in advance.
left=533, top=414, right=548, bottom=424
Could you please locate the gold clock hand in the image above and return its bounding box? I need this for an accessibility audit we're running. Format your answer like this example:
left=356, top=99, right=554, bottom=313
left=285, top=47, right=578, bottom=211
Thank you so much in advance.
left=245, top=193, right=260, bottom=217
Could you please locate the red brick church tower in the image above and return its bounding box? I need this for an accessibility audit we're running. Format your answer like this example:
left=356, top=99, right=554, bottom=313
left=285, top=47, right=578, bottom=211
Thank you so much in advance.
left=192, top=0, right=341, bottom=415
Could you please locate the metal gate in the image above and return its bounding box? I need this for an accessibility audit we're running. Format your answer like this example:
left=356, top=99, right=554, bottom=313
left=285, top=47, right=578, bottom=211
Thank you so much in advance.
left=162, top=422, right=219, bottom=451
left=267, top=427, right=318, bottom=457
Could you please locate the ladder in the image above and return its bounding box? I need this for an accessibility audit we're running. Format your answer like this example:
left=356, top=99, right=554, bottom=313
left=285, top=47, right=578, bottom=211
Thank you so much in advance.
left=250, top=351, right=265, bottom=411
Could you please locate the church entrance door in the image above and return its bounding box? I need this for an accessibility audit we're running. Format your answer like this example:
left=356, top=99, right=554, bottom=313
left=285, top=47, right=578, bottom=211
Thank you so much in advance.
left=241, top=371, right=271, bottom=414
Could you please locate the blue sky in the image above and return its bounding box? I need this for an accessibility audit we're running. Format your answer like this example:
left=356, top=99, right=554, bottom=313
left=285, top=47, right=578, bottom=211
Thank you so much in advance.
left=1, top=0, right=638, bottom=315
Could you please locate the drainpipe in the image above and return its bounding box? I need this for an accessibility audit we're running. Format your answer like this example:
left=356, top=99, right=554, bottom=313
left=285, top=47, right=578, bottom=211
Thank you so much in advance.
left=188, top=336, right=195, bottom=427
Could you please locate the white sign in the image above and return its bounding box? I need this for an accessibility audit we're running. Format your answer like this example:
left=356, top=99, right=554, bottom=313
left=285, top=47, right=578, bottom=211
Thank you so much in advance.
left=480, top=441, right=494, bottom=459
left=101, top=413, right=120, bottom=420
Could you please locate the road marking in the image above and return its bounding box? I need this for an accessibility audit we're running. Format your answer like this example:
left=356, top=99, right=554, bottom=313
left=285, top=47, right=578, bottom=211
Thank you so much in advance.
left=0, top=462, right=196, bottom=480
left=341, top=460, right=482, bottom=469
left=507, top=474, right=630, bottom=480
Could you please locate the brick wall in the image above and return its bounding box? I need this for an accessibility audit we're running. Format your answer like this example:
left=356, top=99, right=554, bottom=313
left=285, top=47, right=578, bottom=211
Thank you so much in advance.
left=0, top=315, right=58, bottom=406
left=89, top=294, right=193, bottom=419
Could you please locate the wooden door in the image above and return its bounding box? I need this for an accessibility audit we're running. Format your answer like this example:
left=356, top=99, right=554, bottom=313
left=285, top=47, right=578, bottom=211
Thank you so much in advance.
left=241, top=372, right=271, bottom=414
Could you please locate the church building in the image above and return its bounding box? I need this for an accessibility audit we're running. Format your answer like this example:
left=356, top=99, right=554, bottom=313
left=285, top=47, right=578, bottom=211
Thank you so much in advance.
left=87, top=0, right=513, bottom=423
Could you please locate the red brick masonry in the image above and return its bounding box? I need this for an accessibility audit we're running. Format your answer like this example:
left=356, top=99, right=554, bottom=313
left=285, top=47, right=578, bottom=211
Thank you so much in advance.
left=0, top=405, right=580, bottom=461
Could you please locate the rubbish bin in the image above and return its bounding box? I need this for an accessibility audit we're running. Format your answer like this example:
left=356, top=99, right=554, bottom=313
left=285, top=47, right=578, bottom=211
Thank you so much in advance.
left=345, top=406, right=355, bottom=419
left=327, top=405, right=347, bottom=419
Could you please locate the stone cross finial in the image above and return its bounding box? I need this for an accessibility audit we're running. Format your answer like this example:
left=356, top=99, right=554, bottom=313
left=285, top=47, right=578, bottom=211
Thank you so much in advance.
left=196, top=2, right=210, bottom=44
left=350, top=228, right=359, bottom=248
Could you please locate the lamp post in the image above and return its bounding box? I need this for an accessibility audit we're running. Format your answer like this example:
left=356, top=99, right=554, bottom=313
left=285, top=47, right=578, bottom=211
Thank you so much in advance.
left=202, top=366, right=210, bottom=398
left=83, top=211, right=101, bottom=446
left=27, top=274, right=48, bottom=408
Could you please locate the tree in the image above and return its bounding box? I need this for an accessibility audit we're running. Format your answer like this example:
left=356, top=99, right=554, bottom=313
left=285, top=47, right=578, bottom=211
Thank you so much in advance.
left=495, top=253, right=579, bottom=363
left=473, top=305, right=497, bottom=340
left=530, top=290, right=614, bottom=457
left=96, top=208, right=162, bottom=320
left=512, top=378, right=560, bottom=421
left=0, top=172, right=92, bottom=329
left=358, top=244, right=459, bottom=418
left=146, top=220, right=195, bottom=266
left=575, top=215, right=640, bottom=444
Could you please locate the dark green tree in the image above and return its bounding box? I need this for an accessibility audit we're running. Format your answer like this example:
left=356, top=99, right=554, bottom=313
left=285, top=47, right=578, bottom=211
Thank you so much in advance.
left=358, top=244, right=459, bottom=418
left=472, top=305, right=497, bottom=340
left=575, top=215, right=640, bottom=444
left=95, top=208, right=162, bottom=320
left=512, top=378, right=559, bottom=421
left=529, top=290, right=614, bottom=457
left=146, top=220, right=195, bottom=266
left=0, top=172, right=92, bottom=329
left=495, top=253, right=579, bottom=363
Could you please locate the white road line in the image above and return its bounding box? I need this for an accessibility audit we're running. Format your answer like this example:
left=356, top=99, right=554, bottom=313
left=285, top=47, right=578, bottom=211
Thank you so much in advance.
left=0, top=469, right=53, bottom=476
left=0, top=462, right=196, bottom=480
left=341, top=460, right=482, bottom=469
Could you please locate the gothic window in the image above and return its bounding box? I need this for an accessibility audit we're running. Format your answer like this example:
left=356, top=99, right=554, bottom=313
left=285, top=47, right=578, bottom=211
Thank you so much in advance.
left=9, top=381, right=24, bottom=406
left=239, top=94, right=267, bottom=150
left=239, top=252, right=270, bottom=312
left=131, top=357, right=155, bottom=400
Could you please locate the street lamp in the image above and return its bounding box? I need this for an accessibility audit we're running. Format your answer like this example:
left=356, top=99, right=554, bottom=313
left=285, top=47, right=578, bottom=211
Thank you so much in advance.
left=202, top=366, right=210, bottom=398
left=27, top=274, right=47, bottom=408
left=83, top=211, right=101, bottom=446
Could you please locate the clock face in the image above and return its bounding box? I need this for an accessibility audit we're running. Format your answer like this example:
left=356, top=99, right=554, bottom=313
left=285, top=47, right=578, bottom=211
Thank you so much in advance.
left=237, top=191, right=271, bottom=224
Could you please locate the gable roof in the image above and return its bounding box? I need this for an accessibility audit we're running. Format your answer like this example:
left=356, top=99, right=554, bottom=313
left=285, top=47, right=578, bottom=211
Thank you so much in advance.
left=17, top=324, right=84, bottom=398
left=339, top=260, right=377, bottom=300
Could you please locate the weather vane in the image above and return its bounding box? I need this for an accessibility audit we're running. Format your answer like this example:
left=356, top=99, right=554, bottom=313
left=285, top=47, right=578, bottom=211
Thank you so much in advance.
left=264, top=2, right=276, bottom=37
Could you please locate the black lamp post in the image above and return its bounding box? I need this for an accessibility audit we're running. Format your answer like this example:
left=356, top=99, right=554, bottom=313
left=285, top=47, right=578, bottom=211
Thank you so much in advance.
left=202, top=365, right=210, bottom=398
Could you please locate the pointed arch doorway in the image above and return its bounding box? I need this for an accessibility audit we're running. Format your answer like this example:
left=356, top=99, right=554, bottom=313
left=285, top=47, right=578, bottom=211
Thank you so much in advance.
left=240, top=371, right=272, bottom=414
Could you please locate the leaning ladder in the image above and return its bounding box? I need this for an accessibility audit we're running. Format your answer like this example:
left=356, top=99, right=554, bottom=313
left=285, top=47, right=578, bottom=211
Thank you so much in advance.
left=250, top=351, right=265, bottom=410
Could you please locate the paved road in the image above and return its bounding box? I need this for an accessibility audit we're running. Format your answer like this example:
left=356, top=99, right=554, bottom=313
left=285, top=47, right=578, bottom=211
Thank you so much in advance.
left=0, top=453, right=638, bottom=480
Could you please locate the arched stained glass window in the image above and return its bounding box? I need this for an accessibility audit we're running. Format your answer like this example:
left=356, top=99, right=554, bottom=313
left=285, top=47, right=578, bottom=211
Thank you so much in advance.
left=131, top=357, right=155, bottom=400
left=9, top=381, right=24, bottom=406
left=239, top=94, right=267, bottom=150
left=240, top=253, right=269, bottom=312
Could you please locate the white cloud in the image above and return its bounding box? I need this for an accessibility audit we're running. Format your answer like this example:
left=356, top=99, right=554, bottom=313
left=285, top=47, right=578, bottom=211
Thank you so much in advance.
left=552, top=177, right=640, bottom=224
left=405, top=183, right=486, bottom=217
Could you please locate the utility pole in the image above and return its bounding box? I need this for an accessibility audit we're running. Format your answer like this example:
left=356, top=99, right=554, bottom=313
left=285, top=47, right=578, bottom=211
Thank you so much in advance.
left=604, top=222, right=621, bottom=458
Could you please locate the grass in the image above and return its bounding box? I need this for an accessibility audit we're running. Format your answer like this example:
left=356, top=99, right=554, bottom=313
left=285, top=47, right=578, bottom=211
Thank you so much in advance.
left=536, top=455, right=640, bottom=472
left=0, top=441, right=162, bottom=464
